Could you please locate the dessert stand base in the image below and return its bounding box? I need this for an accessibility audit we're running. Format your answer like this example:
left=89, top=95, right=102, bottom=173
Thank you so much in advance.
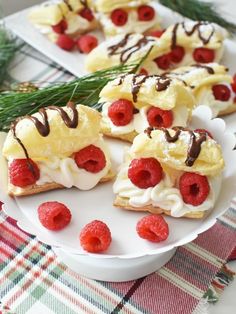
left=53, top=247, right=176, bottom=282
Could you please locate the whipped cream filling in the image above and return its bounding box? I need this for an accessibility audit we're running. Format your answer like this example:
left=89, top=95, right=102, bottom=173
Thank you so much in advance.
left=36, top=139, right=111, bottom=190
left=102, top=101, right=189, bottom=135
left=113, top=165, right=222, bottom=217
left=196, top=82, right=234, bottom=117
left=99, top=5, right=160, bottom=36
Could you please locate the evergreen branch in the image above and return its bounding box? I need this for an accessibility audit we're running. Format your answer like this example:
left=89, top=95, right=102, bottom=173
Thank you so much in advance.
left=0, top=63, right=138, bottom=132
left=159, top=0, right=236, bottom=34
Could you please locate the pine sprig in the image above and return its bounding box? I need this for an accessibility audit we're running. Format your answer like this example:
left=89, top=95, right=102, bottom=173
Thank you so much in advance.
left=0, top=63, right=137, bottom=132
left=0, top=24, right=22, bottom=86
left=160, top=0, right=236, bottom=34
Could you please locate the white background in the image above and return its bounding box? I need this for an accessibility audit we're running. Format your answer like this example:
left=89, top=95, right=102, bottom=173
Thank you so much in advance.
left=1, top=0, right=236, bottom=313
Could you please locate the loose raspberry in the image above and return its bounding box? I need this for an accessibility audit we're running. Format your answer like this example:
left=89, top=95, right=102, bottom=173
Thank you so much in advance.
left=154, top=53, right=171, bottom=70
left=9, top=159, right=40, bottom=188
left=137, top=5, right=155, bottom=21
left=149, top=29, right=165, bottom=38
left=52, top=19, right=68, bottom=34
left=77, top=34, right=98, bottom=53
left=74, top=145, right=106, bottom=173
left=128, top=158, right=163, bottom=189
left=194, top=128, right=213, bottom=139
left=79, top=220, right=112, bottom=253
left=147, top=106, right=173, bottom=128
left=139, top=68, right=148, bottom=75
left=56, top=34, right=75, bottom=51
left=179, top=172, right=210, bottom=206
left=136, top=214, right=169, bottom=242
left=108, top=99, right=134, bottom=126
left=212, top=84, right=231, bottom=101
left=231, top=82, right=236, bottom=93
left=111, top=9, right=128, bottom=26
left=38, top=201, right=71, bottom=231
left=193, top=48, right=215, bottom=63
left=170, top=46, right=185, bottom=63
left=79, top=8, right=94, bottom=21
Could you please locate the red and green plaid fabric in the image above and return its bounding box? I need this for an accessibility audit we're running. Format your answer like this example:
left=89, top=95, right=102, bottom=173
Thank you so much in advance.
left=1, top=43, right=236, bottom=314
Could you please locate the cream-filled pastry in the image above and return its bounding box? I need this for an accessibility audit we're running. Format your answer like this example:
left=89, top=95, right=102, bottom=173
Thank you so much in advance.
left=29, top=0, right=98, bottom=42
left=113, top=127, right=224, bottom=218
left=95, top=0, right=161, bottom=37
left=99, top=73, right=196, bottom=142
left=166, top=63, right=236, bottom=117
left=2, top=103, right=113, bottom=196
left=85, top=33, right=161, bottom=72
left=144, top=21, right=227, bottom=74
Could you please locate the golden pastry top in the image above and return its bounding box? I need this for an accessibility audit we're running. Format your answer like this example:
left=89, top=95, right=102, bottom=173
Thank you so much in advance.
left=85, top=33, right=161, bottom=72
left=168, top=63, right=232, bottom=91
left=129, top=127, right=224, bottom=176
left=99, top=73, right=196, bottom=110
left=29, top=0, right=94, bottom=26
left=3, top=104, right=101, bottom=160
left=95, top=0, right=149, bottom=13
left=161, top=21, right=226, bottom=50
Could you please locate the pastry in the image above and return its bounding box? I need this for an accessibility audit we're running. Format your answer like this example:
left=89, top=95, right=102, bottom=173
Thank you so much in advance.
left=144, top=21, right=227, bottom=74
left=85, top=33, right=161, bottom=73
left=113, top=127, right=224, bottom=218
left=29, top=0, right=98, bottom=43
left=99, top=73, right=196, bottom=142
left=2, top=103, right=113, bottom=196
left=168, top=63, right=236, bottom=117
left=95, top=0, right=161, bottom=37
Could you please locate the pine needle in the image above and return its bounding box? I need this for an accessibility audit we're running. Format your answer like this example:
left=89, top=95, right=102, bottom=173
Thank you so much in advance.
left=160, top=0, right=236, bottom=34
left=0, top=63, right=138, bottom=132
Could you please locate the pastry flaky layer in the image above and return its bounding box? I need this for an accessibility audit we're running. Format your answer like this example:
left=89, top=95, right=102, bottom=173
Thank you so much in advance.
left=3, top=104, right=113, bottom=196
left=86, top=33, right=161, bottom=72
left=113, top=127, right=225, bottom=218
left=167, top=63, right=236, bottom=117
left=100, top=73, right=196, bottom=142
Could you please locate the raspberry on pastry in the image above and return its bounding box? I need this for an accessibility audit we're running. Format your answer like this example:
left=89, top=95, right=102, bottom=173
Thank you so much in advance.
left=108, top=99, right=134, bottom=126
left=193, top=48, right=215, bottom=63
left=2, top=104, right=113, bottom=196
left=52, top=19, right=68, bottom=34
left=113, top=127, right=224, bottom=218
left=212, top=84, right=231, bottom=101
left=77, top=34, right=98, bottom=53
left=147, top=107, right=173, bottom=128
left=137, top=5, right=155, bottom=22
left=110, top=9, right=128, bottom=26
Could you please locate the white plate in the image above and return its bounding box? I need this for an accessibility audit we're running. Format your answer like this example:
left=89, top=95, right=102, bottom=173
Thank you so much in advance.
left=1, top=106, right=236, bottom=260
left=4, top=2, right=236, bottom=134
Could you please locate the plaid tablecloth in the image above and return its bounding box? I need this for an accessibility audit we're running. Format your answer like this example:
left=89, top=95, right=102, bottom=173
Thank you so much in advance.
left=1, top=44, right=236, bottom=314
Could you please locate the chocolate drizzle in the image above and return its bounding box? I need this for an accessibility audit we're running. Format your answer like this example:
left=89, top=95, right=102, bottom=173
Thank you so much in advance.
left=108, top=34, right=155, bottom=63
left=116, top=74, right=171, bottom=103
left=191, top=64, right=214, bottom=74
left=171, top=21, right=215, bottom=49
left=10, top=102, right=79, bottom=162
left=144, top=126, right=207, bottom=167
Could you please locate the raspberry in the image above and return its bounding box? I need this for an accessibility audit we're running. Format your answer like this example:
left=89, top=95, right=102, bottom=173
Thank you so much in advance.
left=38, top=201, right=71, bottom=231
left=108, top=99, right=134, bottom=126
left=56, top=34, right=75, bottom=51
left=149, top=29, right=165, bottom=38
left=111, top=9, right=128, bottom=26
left=79, top=220, right=112, bottom=253
left=154, top=53, right=171, bottom=70
left=137, top=5, right=155, bottom=21
left=77, top=34, right=98, bottom=53
left=139, top=68, right=148, bottom=75
left=9, top=159, right=40, bottom=187
left=136, top=214, right=169, bottom=242
left=212, top=84, right=231, bottom=101
left=194, top=128, right=213, bottom=139
left=79, top=8, right=94, bottom=21
left=128, top=158, right=163, bottom=189
left=179, top=172, right=210, bottom=206
left=74, top=145, right=106, bottom=173
left=147, top=106, right=173, bottom=128
left=170, top=46, right=185, bottom=63
left=52, top=19, right=68, bottom=34
left=193, top=48, right=215, bottom=63
left=231, top=82, right=236, bottom=93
